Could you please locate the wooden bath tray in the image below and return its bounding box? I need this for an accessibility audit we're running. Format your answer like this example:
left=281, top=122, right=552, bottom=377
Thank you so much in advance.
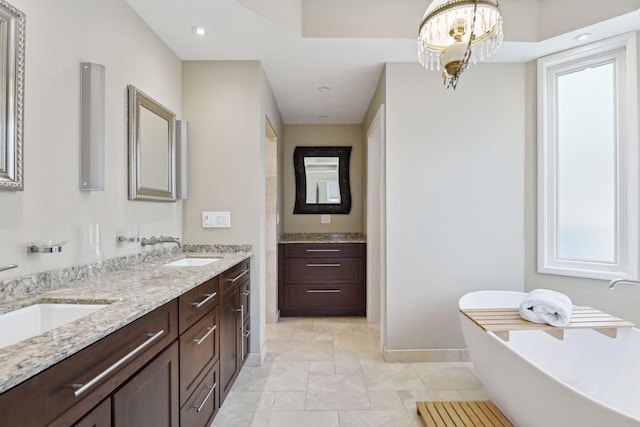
left=461, top=307, right=635, bottom=341
left=417, top=400, right=513, bottom=427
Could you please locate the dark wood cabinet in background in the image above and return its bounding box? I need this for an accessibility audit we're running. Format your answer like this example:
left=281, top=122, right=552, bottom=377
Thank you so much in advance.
left=278, top=243, right=366, bottom=316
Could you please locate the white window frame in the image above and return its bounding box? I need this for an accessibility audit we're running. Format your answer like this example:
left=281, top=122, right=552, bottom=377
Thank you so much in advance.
left=538, top=33, right=638, bottom=280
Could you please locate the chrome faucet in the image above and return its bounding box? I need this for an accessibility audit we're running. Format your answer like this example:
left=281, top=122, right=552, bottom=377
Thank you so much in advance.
left=0, top=264, right=18, bottom=273
left=140, top=235, right=183, bottom=250
left=609, top=278, right=640, bottom=289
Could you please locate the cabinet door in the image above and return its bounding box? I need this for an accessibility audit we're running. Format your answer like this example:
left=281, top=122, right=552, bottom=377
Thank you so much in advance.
left=219, top=290, right=240, bottom=404
left=72, top=399, right=110, bottom=427
left=113, top=342, right=179, bottom=427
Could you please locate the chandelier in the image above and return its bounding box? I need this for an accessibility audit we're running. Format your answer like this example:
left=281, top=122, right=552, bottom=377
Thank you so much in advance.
left=418, top=0, right=503, bottom=89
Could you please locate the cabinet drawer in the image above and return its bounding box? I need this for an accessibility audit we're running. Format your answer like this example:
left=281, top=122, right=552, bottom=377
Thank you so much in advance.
left=283, top=243, right=364, bottom=258
left=179, top=276, right=219, bottom=334
left=13, top=301, right=179, bottom=427
left=180, top=362, right=218, bottom=427
left=220, top=259, right=250, bottom=298
left=281, top=284, right=365, bottom=316
left=180, top=306, right=219, bottom=407
left=283, top=258, right=363, bottom=283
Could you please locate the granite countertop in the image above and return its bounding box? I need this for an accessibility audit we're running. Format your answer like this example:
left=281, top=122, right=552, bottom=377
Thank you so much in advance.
left=279, top=233, right=366, bottom=244
left=0, top=250, right=251, bottom=394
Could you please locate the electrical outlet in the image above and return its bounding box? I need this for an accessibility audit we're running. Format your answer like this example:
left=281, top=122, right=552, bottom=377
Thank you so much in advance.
left=321, top=214, right=331, bottom=224
left=202, top=211, right=231, bottom=228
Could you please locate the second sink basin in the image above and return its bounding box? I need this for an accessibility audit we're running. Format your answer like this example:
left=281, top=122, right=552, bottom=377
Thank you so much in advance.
left=0, top=303, right=109, bottom=349
left=162, top=258, right=220, bottom=267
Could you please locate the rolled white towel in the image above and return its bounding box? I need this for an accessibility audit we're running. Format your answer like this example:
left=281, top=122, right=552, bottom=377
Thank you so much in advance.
left=518, top=289, right=573, bottom=327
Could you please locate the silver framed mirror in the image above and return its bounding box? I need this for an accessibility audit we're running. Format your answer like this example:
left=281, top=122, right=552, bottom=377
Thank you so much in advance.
left=0, top=1, right=25, bottom=191
left=127, top=85, right=176, bottom=202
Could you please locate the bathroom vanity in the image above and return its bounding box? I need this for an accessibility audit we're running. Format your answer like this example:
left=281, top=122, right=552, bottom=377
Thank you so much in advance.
left=0, top=252, right=251, bottom=427
left=278, top=234, right=366, bottom=316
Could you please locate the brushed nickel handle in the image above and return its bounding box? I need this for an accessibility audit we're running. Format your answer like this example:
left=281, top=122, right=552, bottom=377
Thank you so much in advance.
left=306, top=263, right=341, bottom=267
left=244, top=329, right=251, bottom=339
left=191, top=292, right=217, bottom=309
left=239, top=304, right=245, bottom=360
left=306, top=289, right=341, bottom=293
left=194, top=383, right=217, bottom=412
left=242, top=290, right=250, bottom=296
left=193, top=325, right=216, bottom=345
left=72, top=330, right=165, bottom=397
left=306, top=249, right=340, bottom=252
left=225, top=269, right=249, bottom=283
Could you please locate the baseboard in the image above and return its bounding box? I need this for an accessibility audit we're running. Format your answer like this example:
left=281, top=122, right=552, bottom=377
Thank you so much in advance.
left=383, top=346, right=470, bottom=363
left=245, top=340, right=268, bottom=366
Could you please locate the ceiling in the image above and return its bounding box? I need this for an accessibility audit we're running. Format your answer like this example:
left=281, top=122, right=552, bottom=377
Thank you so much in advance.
left=124, top=0, right=640, bottom=124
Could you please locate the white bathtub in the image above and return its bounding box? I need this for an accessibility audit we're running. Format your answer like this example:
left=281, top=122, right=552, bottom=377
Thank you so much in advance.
left=458, top=290, right=640, bottom=427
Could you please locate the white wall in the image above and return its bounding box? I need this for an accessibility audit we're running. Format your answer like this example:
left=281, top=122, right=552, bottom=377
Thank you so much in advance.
left=383, top=62, right=526, bottom=350
left=182, top=60, right=283, bottom=363
left=0, top=0, right=182, bottom=281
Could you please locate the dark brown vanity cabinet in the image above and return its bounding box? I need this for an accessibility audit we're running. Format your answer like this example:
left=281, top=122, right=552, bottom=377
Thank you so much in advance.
left=219, top=259, right=251, bottom=405
left=278, top=243, right=366, bottom=316
left=0, top=258, right=251, bottom=427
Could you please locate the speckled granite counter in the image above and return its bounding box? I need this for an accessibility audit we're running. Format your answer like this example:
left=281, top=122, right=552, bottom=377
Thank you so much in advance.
left=279, top=232, right=366, bottom=244
left=0, top=248, right=251, bottom=394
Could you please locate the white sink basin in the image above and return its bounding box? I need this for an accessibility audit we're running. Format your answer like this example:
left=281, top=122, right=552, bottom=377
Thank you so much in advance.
left=0, top=303, right=109, bottom=349
left=163, top=258, right=220, bottom=267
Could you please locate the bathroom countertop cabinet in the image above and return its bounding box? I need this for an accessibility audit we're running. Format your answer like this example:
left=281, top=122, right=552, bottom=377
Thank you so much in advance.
left=0, top=258, right=251, bottom=427
left=278, top=243, right=366, bottom=316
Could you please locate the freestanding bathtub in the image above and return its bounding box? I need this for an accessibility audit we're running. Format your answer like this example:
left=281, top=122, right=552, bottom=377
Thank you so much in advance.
left=458, top=290, right=640, bottom=427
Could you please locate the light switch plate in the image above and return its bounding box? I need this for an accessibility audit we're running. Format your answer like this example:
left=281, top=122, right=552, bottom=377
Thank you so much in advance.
left=321, top=214, right=331, bottom=224
left=202, top=211, right=231, bottom=228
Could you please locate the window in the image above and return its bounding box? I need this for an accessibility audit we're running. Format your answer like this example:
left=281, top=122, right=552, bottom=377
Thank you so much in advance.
left=538, top=33, right=638, bottom=280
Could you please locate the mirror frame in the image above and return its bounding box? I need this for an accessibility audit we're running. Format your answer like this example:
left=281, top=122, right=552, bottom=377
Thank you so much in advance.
left=127, top=85, right=177, bottom=202
left=293, top=146, right=352, bottom=214
left=0, top=1, right=25, bottom=191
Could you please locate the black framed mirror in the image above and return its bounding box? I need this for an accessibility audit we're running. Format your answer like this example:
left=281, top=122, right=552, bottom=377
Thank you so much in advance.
left=293, top=146, right=351, bottom=214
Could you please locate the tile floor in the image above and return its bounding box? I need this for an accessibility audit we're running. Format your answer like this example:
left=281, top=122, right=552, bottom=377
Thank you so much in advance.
left=211, top=317, right=488, bottom=427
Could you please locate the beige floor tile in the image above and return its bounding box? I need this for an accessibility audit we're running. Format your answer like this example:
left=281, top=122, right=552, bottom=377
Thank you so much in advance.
left=334, top=350, right=361, bottom=375
left=412, top=362, right=483, bottom=390
left=306, top=374, right=371, bottom=410
left=266, top=338, right=334, bottom=362
left=361, top=360, right=425, bottom=391
left=339, top=410, right=416, bottom=427
left=309, top=360, right=335, bottom=375
left=272, top=391, right=307, bottom=410
left=267, top=410, right=339, bottom=427
left=263, top=362, right=309, bottom=391
left=211, top=390, right=275, bottom=427
left=367, top=390, right=404, bottom=410
left=333, top=331, right=379, bottom=352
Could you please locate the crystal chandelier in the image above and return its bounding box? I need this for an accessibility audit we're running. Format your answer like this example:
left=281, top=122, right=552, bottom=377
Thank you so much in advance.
left=418, top=0, right=503, bottom=89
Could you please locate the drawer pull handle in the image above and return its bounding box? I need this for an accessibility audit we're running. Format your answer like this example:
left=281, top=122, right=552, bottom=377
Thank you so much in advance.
left=191, top=292, right=217, bottom=309
left=72, top=330, right=165, bottom=397
left=244, top=329, right=251, bottom=339
left=225, top=269, right=250, bottom=283
left=193, top=325, right=217, bottom=345
left=306, top=263, right=341, bottom=267
left=306, top=249, right=340, bottom=252
left=242, top=290, right=250, bottom=296
left=194, top=382, right=217, bottom=413
left=306, top=289, right=341, bottom=293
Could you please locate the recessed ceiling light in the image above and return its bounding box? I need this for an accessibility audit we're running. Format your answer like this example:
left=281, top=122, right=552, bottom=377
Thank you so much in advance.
left=319, top=115, right=328, bottom=120
left=318, top=86, right=331, bottom=92
left=574, top=33, right=591, bottom=42
left=192, top=26, right=207, bottom=36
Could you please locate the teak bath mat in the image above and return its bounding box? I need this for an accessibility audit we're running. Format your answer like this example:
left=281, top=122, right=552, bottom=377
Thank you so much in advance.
left=417, top=400, right=513, bottom=427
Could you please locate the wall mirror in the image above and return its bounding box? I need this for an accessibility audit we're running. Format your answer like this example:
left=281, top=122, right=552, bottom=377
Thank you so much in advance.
left=293, top=146, right=351, bottom=214
left=128, top=85, right=176, bottom=202
left=0, top=2, right=25, bottom=191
